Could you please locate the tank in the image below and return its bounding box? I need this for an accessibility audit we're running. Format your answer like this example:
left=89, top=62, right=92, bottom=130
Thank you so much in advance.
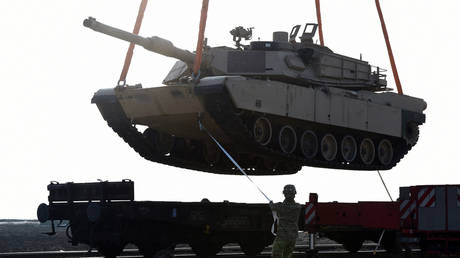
left=84, top=17, right=426, bottom=175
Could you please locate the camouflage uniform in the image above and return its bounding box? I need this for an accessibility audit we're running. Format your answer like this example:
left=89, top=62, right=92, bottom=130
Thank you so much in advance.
left=270, top=185, right=302, bottom=258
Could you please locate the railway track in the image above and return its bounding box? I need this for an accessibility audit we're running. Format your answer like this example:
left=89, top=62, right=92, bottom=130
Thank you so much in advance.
left=0, top=243, right=421, bottom=258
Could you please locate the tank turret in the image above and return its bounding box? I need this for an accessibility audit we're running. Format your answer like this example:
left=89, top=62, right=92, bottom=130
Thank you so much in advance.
left=84, top=17, right=386, bottom=90
left=87, top=17, right=426, bottom=175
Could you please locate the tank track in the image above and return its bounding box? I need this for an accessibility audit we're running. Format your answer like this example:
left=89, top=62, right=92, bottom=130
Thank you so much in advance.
left=199, top=87, right=413, bottom=171
left=93, top=85, right=414, bottom=174
left=93, top=94, right=299, bottom=175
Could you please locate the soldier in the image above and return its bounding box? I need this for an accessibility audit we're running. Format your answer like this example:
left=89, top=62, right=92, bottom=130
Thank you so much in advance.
left=269, top=184, right=302, bottom=258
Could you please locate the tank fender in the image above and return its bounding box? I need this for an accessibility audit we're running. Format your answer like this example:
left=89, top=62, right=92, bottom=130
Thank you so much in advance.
left=194, top=76, right=233, bottom=95
left=91, top=88, right=129, bottom=123
left=402, top=110, right=425, bottom=126
left=91, top=88, right=118, bottom=104
left=401, top=110, right=425, bottom=144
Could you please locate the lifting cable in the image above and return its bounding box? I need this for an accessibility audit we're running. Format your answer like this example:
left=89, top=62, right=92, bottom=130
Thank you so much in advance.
left=373, top=170, right=394, bottom=255
left=192, top=0, right=209, bottom=80
left=118, top=0, right=148, bottom=86
left=375, top=0, right=403, bottom=94
left=198, top=120, right=279, bottom=235
left=315, top=0, right=324, bottom=46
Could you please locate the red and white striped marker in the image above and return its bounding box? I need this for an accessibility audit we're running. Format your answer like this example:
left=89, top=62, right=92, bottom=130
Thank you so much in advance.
left=418, top=187, right=436, bottom=208
left=305, top=203, right=316, bottom=225
left=400, top=199, right=416, bottom=219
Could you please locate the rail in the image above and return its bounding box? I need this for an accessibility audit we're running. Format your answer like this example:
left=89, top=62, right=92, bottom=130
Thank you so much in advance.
left=0, top=243, right=420, bottom=258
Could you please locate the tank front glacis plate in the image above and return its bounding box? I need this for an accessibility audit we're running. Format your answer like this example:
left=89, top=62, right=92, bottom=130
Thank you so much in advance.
left=114, top=84, right=224, bottom=141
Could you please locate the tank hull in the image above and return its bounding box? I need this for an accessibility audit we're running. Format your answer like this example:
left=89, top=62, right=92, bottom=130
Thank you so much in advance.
left=92, top=76, right=425, bottom=175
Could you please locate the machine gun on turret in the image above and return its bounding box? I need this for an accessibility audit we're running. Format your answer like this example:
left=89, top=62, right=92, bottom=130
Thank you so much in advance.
left=229, top=26, right=253, bottom=50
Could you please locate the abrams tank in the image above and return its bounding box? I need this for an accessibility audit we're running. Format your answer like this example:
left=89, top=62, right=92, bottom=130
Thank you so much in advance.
left=85, top=17, right=426, bottom=175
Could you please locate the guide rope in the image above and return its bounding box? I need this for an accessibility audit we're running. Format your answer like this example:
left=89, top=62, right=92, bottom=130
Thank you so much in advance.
left=378, top=170, right=394, bottom=202
left=373, top=170, right=394, bottom=255
left=198, top=120, right=271, bottom=202
left=198, top=119, right=279, bottom=235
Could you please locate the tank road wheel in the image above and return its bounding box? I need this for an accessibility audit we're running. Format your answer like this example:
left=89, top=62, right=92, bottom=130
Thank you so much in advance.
left=156, top=131, right=175, bottom=155
left=278, top=125, right=297, bottom=154
left=263, top=158, right=278, bottom=172
left=405, top=122, right=419, bottom=146
left=253, top=117, right=272, bottom=146
left=300, top=130, right=318, bottom=159
left=360, top=138, right=375, bottom=165
left=377, top=139, right=394, bottom=165
left=203, top=142, right=221, bottom=166
left=143, top=128, right=157, bottom=149
left=321, top=134, right=338, bottom=161
left=341, top=135, right=357, bottom=162
left=143, top=129, right=175, bottom=155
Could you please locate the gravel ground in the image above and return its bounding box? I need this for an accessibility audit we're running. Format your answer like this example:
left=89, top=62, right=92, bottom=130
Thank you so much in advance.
left=0, top=220, right=84, bottom=252
left=0, top=220, right=326, bottom=253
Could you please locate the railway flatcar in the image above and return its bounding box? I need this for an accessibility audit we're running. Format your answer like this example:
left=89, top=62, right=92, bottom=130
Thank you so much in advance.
left=37, top=181, right=460, bottom=257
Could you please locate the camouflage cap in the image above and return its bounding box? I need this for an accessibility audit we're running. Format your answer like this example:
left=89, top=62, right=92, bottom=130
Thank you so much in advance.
left=283, top=184, right=297, bottom=195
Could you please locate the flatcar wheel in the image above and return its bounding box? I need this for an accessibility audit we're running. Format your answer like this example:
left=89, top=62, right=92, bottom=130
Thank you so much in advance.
left=320, top=134, right=338, bottom=161
left=190, top=241, right=223, bottom=257
left=253, top=117, right=272, bottom=146
left=137, top=245, right=159, bottom=258
left=156, top=131, right=175, bottom=155
left=342, top=239, right=364, bottom=253
left=278, top=125, right=297, bottom=154
left=378, top=139, right=393, bottom=165
left=239, top=241, right=266, bottom=256
left=360, top=138, right=375, bottom=165
left=97, top=242, right=125, bottom=258
left=341, top=135, right=357, bottom=162
left=138, top=243, right=174, bottom=258
left=203, top=141, right=221, bottom=166
left=239, top=233, right=272, bottom=256
left=300, top=130, right=318, bottom=159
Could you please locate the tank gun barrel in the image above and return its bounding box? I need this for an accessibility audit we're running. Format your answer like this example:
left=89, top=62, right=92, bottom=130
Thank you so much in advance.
left=83, top=17, right=196, bottom=64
